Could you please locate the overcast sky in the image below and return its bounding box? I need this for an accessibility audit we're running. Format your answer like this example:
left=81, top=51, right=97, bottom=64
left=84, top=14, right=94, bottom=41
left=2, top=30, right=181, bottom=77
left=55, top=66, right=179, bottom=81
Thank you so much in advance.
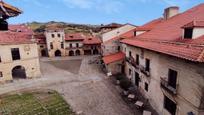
left=6, top=0, right=204, bottom=25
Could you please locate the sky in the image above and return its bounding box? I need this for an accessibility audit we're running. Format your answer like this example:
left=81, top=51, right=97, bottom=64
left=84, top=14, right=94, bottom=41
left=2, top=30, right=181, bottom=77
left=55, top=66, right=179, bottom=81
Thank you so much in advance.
left=5, top=0, right=204, bottom=26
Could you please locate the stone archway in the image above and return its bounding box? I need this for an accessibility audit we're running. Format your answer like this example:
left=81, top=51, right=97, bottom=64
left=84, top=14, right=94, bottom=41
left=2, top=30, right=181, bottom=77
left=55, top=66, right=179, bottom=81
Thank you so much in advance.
left=55, top=50, right=61, bottom=57
left=12, top=66, right=26, bottom=79
left=69, top=50, right=74, bottom=56
left=75, top=50, right=81, bottom=56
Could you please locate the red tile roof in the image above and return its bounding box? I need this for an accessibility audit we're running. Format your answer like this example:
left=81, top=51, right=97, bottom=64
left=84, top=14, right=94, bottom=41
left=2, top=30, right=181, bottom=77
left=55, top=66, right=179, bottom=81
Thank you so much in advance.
left=136, top=18, right=164, bottom=31
left=9, top=24, right=33, bottom=35
left=0, top=24, right=34, bottom=45
left=103, top=52, right=125, bottom=64
left=121, top=3, right=204, bottom=62
left=65, top=33, right=85, bottom=41
left=182, top=20, right=204, bottom=28
left=83, top=36, right=101, bottom=45
left=0, top=31, right=33, bottom=45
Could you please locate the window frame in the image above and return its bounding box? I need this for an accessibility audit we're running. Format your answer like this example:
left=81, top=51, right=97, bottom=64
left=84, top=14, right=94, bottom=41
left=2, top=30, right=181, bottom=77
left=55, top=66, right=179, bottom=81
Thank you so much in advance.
left=11, top=48, right=21, bottom=61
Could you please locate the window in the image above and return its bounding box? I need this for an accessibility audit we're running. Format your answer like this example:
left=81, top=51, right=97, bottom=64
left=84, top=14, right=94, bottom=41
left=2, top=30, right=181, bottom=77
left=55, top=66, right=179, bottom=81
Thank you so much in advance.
left=50, top=42, right=53, bottom=49
left=145, top=58, right=150, bottom=72
left=0, top=56, right=1, bottom=63
left=184, top=28, right=193, bottom=39
left=134, top=31, right=137, bottom=36
left=70, top=43, right=72, bottom=48
left=168, top=69, right=178, bottom=89
left=117, top=46, right=121, bottom=51
left=58, top=34, right=61, bottom=38
left=129, top=51, right=132, bottom=57
left=129, top=69, right=132, bottom=76
left=51, top=34, right=55, bottom=38
left=40, top=45, right=44, bottom=48
left=0, top=72, right=2, bottom=77
left=61, top=42, right=64, bottom=49
left=76, top=43, right=79, bottom=48
left=145, top=82, right=149, bottom=92
left=11, top=48, right=20, bottom=60
left=136, top=54, right=139, bottom=65
left=164, top=96, right=177, bottom=115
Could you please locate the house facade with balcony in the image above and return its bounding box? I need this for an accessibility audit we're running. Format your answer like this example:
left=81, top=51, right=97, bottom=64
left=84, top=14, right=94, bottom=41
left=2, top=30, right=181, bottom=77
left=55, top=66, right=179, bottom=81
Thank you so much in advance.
left=121, top=5, right=204, bottom=115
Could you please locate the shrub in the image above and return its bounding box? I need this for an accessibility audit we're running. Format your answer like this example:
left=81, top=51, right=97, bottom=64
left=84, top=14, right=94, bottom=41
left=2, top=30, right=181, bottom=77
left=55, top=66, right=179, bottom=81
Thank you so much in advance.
left=120, top=79, right=132, bottom=91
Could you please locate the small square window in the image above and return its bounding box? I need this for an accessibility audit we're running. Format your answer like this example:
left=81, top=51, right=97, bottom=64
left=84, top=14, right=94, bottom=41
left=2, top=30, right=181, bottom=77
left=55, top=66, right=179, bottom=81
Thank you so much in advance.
left=51, top=34, right=55, bottom=38
left=58, top=34, right=61, bottom=38
left=145, top=82, right=149, bottom=92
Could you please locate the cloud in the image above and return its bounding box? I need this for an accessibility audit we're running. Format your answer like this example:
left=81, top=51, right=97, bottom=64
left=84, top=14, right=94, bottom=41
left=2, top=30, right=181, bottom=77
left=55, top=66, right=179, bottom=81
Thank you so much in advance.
left=61, top=0, right=93, bottom=9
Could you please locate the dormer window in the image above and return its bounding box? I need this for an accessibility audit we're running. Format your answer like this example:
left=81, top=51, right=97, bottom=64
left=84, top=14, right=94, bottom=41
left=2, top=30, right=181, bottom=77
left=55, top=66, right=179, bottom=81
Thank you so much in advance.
left=134, top=31, right=137, bottom=37
left=184, top=28, right=193, bottom=39
left=182, top=21, right=204, bottom=39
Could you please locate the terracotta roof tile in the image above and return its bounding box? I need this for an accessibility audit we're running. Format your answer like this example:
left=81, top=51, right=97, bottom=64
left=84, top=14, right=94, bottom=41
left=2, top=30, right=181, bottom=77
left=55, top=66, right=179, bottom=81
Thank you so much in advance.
left=83, top=36, right=101, bottom=45
left=65, top=33, right=84, bottom=41
left=182, top=20, right=204, bottom=28
left=121, top=3, right=204, bottom=62
left=103, top=52, right=125, bottom=64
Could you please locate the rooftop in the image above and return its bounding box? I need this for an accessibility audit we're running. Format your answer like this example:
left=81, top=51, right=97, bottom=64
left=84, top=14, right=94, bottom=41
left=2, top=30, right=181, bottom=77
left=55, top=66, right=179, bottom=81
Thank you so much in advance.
left=103, top=52, right=125, bottom=64
left=121, top=3, right=204, bottom=62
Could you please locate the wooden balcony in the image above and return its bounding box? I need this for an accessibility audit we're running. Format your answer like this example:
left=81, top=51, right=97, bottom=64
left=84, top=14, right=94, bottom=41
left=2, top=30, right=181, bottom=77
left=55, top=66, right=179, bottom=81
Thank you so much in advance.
left=126, top=57, right=139, bottom=69
left=140, top=65, right=150, bottom=77
left=160, top=77, right=177, bottom=95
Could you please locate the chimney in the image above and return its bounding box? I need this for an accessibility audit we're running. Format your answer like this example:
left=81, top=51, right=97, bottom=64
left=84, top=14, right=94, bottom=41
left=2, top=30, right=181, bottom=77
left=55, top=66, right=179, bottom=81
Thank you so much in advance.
left=163, top=6, right=179, bottom=20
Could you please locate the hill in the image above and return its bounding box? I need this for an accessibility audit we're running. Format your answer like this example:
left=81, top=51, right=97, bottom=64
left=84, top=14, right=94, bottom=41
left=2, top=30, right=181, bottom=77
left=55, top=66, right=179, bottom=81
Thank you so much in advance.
left=27, top=21, right=102, bottom=35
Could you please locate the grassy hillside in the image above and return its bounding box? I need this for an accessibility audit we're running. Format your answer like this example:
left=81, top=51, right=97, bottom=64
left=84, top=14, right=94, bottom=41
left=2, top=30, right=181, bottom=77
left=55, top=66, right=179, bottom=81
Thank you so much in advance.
left=27, top=21, right=101, bottom=35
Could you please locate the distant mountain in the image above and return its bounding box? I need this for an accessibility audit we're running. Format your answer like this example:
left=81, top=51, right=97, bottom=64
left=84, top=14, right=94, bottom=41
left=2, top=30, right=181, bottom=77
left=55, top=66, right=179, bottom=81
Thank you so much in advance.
left=26, top=21, right=102, bottom=35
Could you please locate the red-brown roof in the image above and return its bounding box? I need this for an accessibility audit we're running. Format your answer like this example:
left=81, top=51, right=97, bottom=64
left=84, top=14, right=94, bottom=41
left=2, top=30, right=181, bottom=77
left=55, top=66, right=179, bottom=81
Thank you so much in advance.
left=182, top=20, right=204, bottom=28
left=0, top=24, right=34, bottom=45
left=136, top=18, right=164, bottom=31
left=83, top=36, right=101, bottom=45
left=9, top=24, right=33, bottom=35
left=65, top=33, right=85, bottom=41
left=121, top=3, right=204, bottom=62
left=0, top=31, right=33, bottom=45
left=103, top=52, right=125, bottom=64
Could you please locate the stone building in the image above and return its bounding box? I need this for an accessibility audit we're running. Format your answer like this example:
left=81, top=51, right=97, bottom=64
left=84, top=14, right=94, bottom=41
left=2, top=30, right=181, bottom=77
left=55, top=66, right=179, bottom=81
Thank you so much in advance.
left=0, top=1, right=41, bottom=83
left=35, top=31, right=102, bottom=57
left=101, top=24, right=136, bottom=56
left=120, top=4, right=204, bottom=115
left=45, top=28, right=66, bottom=57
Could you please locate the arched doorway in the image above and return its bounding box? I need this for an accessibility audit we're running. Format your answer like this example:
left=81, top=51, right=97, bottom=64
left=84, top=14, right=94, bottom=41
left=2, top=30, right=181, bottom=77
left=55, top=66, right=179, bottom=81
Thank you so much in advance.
left=93, top=49, right=99, bottom=55
left=12, top=66, right=26, bottom=79
left=69, top=50, right=74, bottom=56
left=41, top=49, right=47, bottom=57
left=75, top=50, right=81, bottom=56
left=55, top=50, right=61, bottom=57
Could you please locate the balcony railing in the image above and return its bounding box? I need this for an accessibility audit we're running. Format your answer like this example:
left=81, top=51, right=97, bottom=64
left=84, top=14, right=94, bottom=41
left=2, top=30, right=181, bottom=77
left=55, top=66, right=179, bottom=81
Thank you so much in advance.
left=160, top=77, right=177, bottom=95
left=140, top=65, right=150, bottom=77
left=126, top=57, right=139, bottom=69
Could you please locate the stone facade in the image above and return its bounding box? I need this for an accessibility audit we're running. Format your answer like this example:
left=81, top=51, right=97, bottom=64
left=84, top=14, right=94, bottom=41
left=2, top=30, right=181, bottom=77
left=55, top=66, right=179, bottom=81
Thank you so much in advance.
left=45, top=29, right=66, bottom=57
left=122, top=44, right=204, bottom=115
left=0, top=43, right=41, bottom=83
